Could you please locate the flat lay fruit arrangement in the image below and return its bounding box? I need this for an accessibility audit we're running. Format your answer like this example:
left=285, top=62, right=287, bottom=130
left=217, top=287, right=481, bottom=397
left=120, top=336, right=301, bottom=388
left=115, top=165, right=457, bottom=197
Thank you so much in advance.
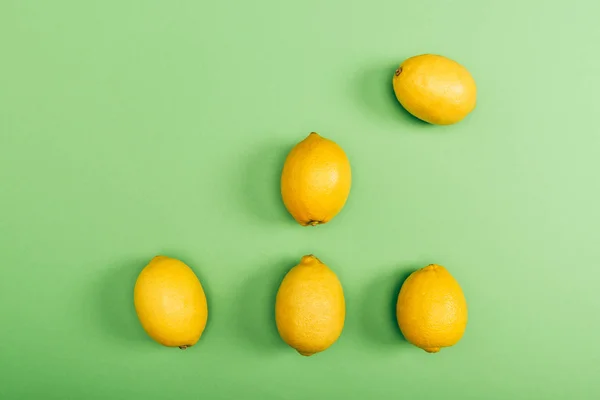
left=5, top=3, right=597, bottom=399
left=133, top=54, right=475, bottom=354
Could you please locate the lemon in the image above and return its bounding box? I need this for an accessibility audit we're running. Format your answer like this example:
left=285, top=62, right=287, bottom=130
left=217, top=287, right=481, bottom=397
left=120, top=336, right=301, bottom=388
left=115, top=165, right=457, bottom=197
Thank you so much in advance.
left=281, top=132, right=351, bottom=226
left=134, top=256, right=208, bottom=349
left=275, top=255, right=345, bottom=356
left=396, top=264, right=468, bottom=353
left=392, top=54, right=477, bottom=125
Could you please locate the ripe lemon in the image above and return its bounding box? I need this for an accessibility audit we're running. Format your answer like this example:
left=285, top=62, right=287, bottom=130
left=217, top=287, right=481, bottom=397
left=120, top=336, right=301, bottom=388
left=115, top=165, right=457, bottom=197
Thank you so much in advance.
left=134, top=256, right=208, bottom=349
left=396, top=264, right=468, bottom=353
left=281, top=132, right=351, bottom=226
left=275, top=255, right=345, bottom=356
left=392, top=54, right=477, bottom=125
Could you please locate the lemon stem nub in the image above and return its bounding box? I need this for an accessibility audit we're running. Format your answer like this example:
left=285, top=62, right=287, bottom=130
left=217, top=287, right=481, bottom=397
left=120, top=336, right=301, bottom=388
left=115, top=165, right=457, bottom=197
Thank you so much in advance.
left=424, top=347, right=440, bottom=353
left=308, top=220, right=321, bottom=226
left=179, top=345, right=189, bottom=350
left=395, top=67, right=402, bottom=76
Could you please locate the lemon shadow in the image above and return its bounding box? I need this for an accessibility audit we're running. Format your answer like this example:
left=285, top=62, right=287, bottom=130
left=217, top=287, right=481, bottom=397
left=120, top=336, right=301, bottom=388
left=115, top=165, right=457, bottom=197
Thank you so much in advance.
left=358, top=265, right=420, bottom=348
left=239, top=141, right=294, bottom=225
left=234, top=257, right=296, bottom=353
left=353, top=63, right=430, bottom=127
left=94, top=259, right=153, bottom=348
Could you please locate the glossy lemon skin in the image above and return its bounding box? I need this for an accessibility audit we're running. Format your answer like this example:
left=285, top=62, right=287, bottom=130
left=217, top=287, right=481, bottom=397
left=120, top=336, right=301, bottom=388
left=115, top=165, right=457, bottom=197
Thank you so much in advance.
left=396, top=264, right=468, bottom=353
left=134, top=256, right=208, bottom=348
left=275, top=255, right=345, bottom=356
left=393, top=54, right=477, bottom=125
left=281, top=132, right=351, bottom=226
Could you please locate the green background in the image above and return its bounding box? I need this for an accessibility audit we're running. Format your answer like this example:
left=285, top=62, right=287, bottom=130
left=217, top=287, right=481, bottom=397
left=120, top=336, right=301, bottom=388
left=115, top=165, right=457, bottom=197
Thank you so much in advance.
left=1, top=0, right=599, bottom=398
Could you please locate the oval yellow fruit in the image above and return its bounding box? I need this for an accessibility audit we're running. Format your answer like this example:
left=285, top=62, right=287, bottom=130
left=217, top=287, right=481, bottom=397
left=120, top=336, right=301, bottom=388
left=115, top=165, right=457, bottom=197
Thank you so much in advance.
left=396, top=264, right=468, bottom=353
left=281, top=132, right=351, bottom=226
left=275, top=255, right=345, bottom=356
left=134, top=256, right=208, bottom=349
left=392, top=54, right=477, bottom=125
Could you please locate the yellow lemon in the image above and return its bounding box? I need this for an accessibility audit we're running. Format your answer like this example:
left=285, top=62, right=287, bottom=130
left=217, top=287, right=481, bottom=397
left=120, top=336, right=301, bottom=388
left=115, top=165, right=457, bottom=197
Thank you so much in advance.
left=396, top=264, right=468, bottom=353
left=281, top=132, right=351, bottom=226
left=392, top=54, right=477, bottom=125
left=134, top=256, right=208, bottom=349
left=275, top=255, right=345, bottom=356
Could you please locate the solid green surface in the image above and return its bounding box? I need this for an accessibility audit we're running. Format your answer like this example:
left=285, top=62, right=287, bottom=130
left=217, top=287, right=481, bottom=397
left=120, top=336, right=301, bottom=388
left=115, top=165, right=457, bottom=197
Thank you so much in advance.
left=1, top=1, right=600, bottom=399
